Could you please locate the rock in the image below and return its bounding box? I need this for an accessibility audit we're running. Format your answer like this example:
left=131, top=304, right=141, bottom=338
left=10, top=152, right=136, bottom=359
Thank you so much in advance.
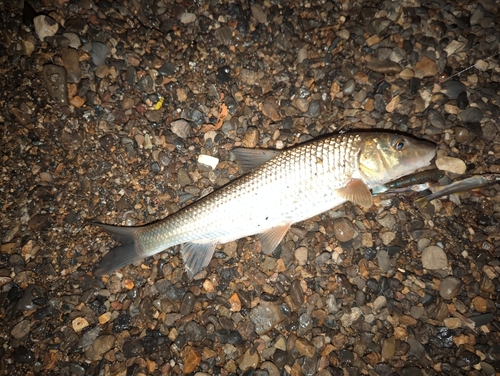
left=180, top=291, right=196, bottom=315
left=295, top=247, right=308, bottom=266
left=250, top=301, right=285, bottom=335
left=261, top=97, right=281, bottom=121
left=399, top=68, right=414, bottom=80
left=251, top=4, right=267, bottom=24
left=13, top=346, right=35, bottom=364
left=296, top=338, right=315, bottom=358
left=198, top=154, right=219, bottom=169
left=241, top=126, right=259, bottom=148
left=366, top=58, right=402, bottom=74
left=171, top=119, right=191, bottom=138
left=180, top=13, right=196, bottom=24
left=239, top=348, right=260, bottom=371
left=454, top=127, right=470, bottom=143
left=441, top=81, right=466, bottom=100
left=183, top=348, right=202, bottom=373
left=439, top=276, right=462, bottom=300
left=11, top=320, right=32, bottom=339
left=184, top=321, right=206, bottom=342
left=373, top=296, right=387, bottom=311
left=90, top=42, right=109, bottom=66
left=123, top=339, right=144, bottom=358
left=415, top=56, right=437, bottom=78
left=72, top=317, right=89, bottom=333
left=62, top=48, right=81, bottom=83
left=428, top=109, right=446, bottom=128
left=85, top=335, right=116, bottom=361
left=43, top=64, right=69, bottom=105
left=159, top=62, right=176, bottom=76
left=290, top=279, right=304, bottom=307
left=34, top=15, right=59, bottom=41
left=459, top=107, right=483, bottom=123
left=421, top=246, right=448, bottom=270
left=62, top=32, right=81, bottom=48
left=435, top=157, right=467, bottom=174
left=340, top=307, right=362, bottom=327
left=332, top=217, right=356, bottom=242
left=456, top=350, right=481, bottom=367
left=382, top=336, right=395, bottom=360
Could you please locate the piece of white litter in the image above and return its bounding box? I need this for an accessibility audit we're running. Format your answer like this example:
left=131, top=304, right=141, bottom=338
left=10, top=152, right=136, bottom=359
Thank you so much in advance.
left=198, top=154, right=219, bottom=170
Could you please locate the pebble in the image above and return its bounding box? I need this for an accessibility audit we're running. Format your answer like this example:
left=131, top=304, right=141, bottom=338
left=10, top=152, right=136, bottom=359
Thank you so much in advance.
left=427, top=109, right=446, bottom=129
left=62, top=48, right=81, bottom=83
left=435, top=157, right=467, bottom=174
left=34, top=15, right=58, bottom=41
left=42, top=64, right=69, bottom=105
left=239, top=348, right=260, bottom=371
left=241, top=127, right=259, bottom=148
left=183, top=348, right=202, bottom=373
left=454, top=127, right=470, bottom=143
left=415, top=56, right=437, bottom=78
left=15, top=284, right=46, bottom=311
left=90, top=42, right=109, bottom=66
left=85, top=335, right=116, bottom=361
left=180, top=291, right=196, bottom=315
left=340, top=307, right=362, bottom=327
left=72, top=317, right=90, bottom=333
left=421, top=246, right=448, bottom=270
left=13, top=346, right=35, bottom=364
left=332, top=217, right=356, bottom=242
left=180, top=13, right=196, bottom=24
left=250, top=301, right=285, bottom=335
left=185, top=321, right=206, bottom=342
left=459, top=107, right=483, bottom=123
left=171, top=119, right=191, bottom=138
left=11, top=320, right=32, bottom=339
left=439, top=276, right=462, bottom=300
left=197, top=154, right=219, bottom=170
left=441, top=81, right=466, bottom=100
left=295, top=247, right=308, bottom=266
left=295, top=338, right=316, bottom=358
left=289, top=279, right=304, bottom=307
left=366, top=58, right=402, bottom=74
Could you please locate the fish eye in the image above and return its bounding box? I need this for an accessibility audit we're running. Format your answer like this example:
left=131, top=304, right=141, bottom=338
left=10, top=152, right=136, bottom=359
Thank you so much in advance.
left=393, top=138, right=405, bottom=151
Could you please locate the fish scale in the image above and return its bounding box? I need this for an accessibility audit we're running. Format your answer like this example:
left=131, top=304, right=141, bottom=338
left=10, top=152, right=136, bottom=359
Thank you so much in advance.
left=93, top=132, right=436, bottom=277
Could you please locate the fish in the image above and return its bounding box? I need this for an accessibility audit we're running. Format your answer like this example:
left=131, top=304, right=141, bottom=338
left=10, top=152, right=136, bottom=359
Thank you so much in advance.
left=371, top=169, right=445, bottom=194
left=93, top=132, right=436, bottom=278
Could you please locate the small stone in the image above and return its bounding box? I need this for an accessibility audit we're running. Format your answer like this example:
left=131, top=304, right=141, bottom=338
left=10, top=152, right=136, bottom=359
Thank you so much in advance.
left=180, top=291, right=196, bottom=315
left=444, top=318, right=462, bottom=329
left=366, top=58, right=402, bottom=74
left=421, top=246, right=448, bottom=270
left=241, top=127, right=259, bottom=148
left=171, top=119, right=191, bottom=138
left=159, top=62, right=176, bottom=76
left=99, top=312, right=111, bottom=325
left=11, top=320, right=32, bottom=339
left=454, top=127, right=470, bottom=143
left=444, top=40, right=465, bottom=56
left=459, top=107, right=483, bottom=123
left=472, top=296, right=487, bottom=312
left=123, top=339, right=144, bottom=358
left=340, top=307, right=362, bottom=327
left=72, top=317, right=89, bottom=333
left=250, top=301, right=285, bottom=335
left=69, top=95, right=85, bottom=108
left=251, top=4, right=267, bottom=24
left=215, top=26, right=233, bottom=46
left=261, top=97, right=281, bottom=121
left=43, top=64, right=69, bottom=105
left=34, top=15, right=59, bottom=41
left=441, top=81, right=466, bottom=100
left=63, top=32, right=81, bottom=48
left=295, top=247, right=308, bottom=266
left=290, top=279, right=304, bottom=307
left=145, top=110, right=163, bottom=123
left=337, top=29, right=350, bottom=39
left=13, top=346, right=35, bottom=365
left=296, top=338, right=315, bottom=358
left=229, top=293, right=241, bottom=312
left=332, top=217, right=356, bottom=242
left=456, top=350, right=481, bottom=367
left=373, top=295, right=387, bottom=311
left=435, top=157, right=467, bottom=174
left=239, top=348, right=260, bottom=371
left=62, top=48, right=81, bottom=83
left=415, top=56, right=437, bottom=78
left=366, top=35, right=381, bottom=47
left=90, top=42, right=109, bottom=66
left=428, top=109, right=446, bottom=128
left=183, top=348, right=202, bottom=373
left=439, top=276, right=462, bottom=300
left=180, top=13, right=196, bottom=24
left=399, top=68, right=414, bottom=80
left=185, top=321, right=207, bottom=342
left=123, top=278, right=134, bottom=290
left=85, top=335, right=116, bottom=361
left=381, top=336, right=395, bottom=360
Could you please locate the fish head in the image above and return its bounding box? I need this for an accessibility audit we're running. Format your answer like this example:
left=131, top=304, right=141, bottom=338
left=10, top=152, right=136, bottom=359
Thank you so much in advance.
left=358, top=133, right=436, bottom=187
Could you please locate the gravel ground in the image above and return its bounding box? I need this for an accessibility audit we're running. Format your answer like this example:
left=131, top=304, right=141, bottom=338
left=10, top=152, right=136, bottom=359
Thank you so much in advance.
left=1, top=0, right=500, bottom=375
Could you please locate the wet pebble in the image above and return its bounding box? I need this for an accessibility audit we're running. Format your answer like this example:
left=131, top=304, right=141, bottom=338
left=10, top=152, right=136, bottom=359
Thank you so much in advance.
left=421, top=246, right=448, bottom=270
left=123, top=339, right=144, bottom=358
left=332, top=217, right=356, bottom=242
left=454, top=127, right=470, bottom=143
left=439, top=276, right=462, bottom=300
left=180, top=291, right=195, bottom=315
left=90, top=42, right=109, bottom=66
left=43, top=64, right=69, bottom=105
left=435, top=157, right=467, bottom=174
left=185, top=321, right=207, bottom=342
left=171, top=119, right=191, bottom=138
left=250, top=301, right=285, bottom=335
left=85, top=335, right=115, bottom=361
left=441, top=81, right=466, bottom=100
left=34, top=15, right=58, bottom=41
left=242, top=127, right=259, bottom=148
left=459, top=107, right=483, bottom=123
left=456, top=350, right=480, bottom=367
left=62, top=48, right=81, bottom=83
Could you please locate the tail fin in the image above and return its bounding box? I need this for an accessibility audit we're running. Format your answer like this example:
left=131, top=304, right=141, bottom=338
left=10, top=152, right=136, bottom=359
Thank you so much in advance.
left=92, top=223, right=143, bottom=276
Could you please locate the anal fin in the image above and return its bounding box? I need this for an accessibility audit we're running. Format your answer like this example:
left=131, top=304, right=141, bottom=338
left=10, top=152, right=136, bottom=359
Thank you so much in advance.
left=258, top=223, right=291, bottom=254
left=335, top=179, right=373, bottom=208
left=181, top=242, right=218, bottom=278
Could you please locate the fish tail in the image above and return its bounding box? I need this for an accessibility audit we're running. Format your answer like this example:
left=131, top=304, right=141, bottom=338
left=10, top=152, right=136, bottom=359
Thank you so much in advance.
left=92, top=223, right=143, bottom=276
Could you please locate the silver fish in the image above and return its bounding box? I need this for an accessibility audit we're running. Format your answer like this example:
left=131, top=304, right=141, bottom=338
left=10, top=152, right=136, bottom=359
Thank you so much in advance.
left=93, top=132, right=436, bottom=277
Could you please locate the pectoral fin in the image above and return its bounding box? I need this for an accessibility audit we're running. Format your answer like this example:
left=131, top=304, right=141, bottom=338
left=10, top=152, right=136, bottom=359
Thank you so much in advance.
left=181, top=241, right=218, bottom=278
left=258, top=223, right=291, bottom=254
left=231, top=148, right=281, bottom=173
left=335, top=179, right=373, bottom=208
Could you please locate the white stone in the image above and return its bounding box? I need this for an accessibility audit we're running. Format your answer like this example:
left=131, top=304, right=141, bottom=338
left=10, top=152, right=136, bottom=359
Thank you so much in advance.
left=34, top=15, right=59, bottom=41
left=197, top=154, right=219, bottom=170
left=421, top=245, right=448, bottom=270
left=435, top=157, right=467, bottom=174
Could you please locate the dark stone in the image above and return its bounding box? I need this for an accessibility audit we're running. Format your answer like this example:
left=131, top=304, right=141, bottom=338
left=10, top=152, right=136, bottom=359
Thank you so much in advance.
left=13, top=346, right=35, bottom=364
left=113, top=313, right=131, bottom=333
left=123, top=339, right=144, bottom=358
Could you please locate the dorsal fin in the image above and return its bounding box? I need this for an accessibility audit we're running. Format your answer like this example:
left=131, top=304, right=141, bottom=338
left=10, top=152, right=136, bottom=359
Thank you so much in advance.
left=231, top=148, right=281, bottom=173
